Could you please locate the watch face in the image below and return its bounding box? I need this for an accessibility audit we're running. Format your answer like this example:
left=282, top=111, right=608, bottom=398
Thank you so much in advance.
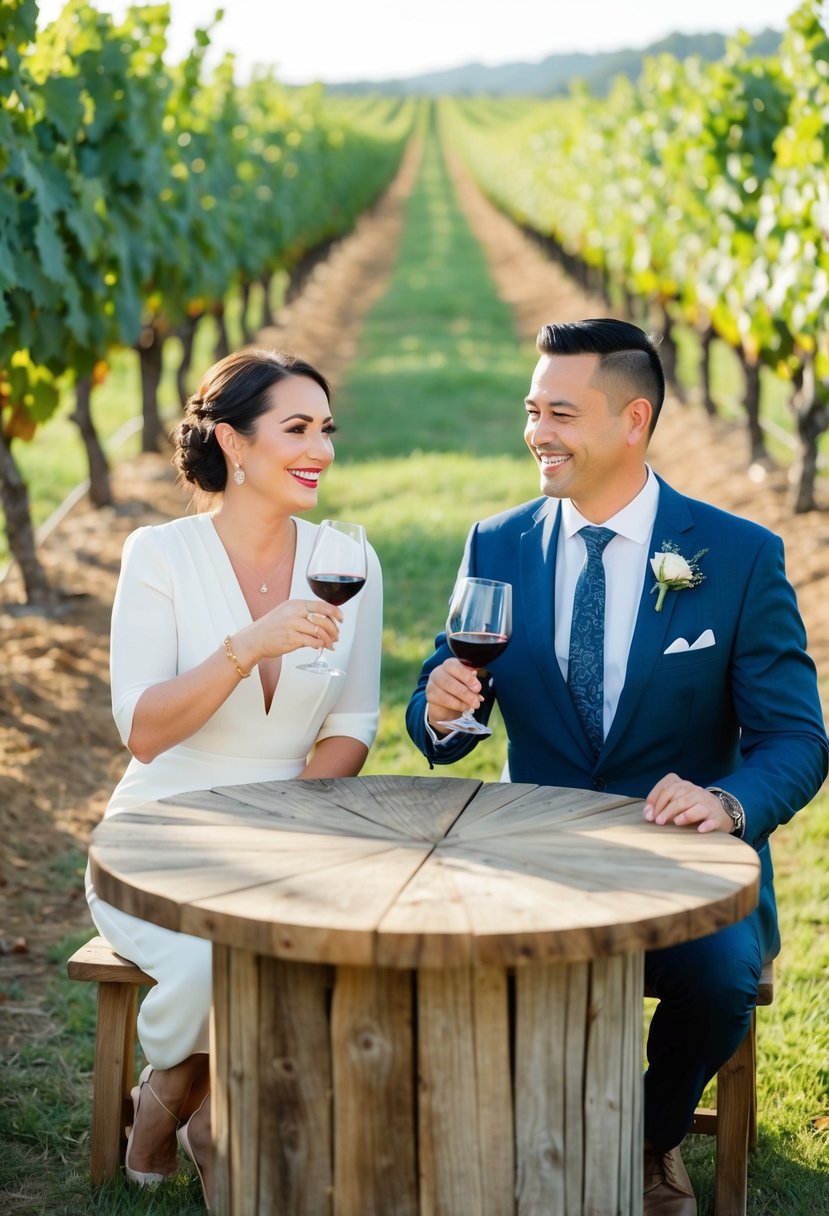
left=715, top=791, right=743, bottom=835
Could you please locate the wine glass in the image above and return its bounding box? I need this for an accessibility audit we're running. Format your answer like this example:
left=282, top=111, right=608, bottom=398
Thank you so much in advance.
left=436, top=576, right=512, bottom=735
left=298, top=520, right=367, bottom=677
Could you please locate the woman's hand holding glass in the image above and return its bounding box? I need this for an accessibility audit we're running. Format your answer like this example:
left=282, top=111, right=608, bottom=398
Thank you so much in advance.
left=230, top=599, right=342, bottom=674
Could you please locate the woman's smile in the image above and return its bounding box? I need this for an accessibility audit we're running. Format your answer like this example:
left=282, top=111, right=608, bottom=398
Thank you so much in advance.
left=288, top=467, right=322, bottom=489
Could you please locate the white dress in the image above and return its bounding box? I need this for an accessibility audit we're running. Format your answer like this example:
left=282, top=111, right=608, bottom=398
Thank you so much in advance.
left=86, top=512, right=382, bottom=1067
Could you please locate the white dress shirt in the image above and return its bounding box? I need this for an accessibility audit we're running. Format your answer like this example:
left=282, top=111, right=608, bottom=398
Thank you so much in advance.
left=557, top=467, right=659, bottom=740
left=428, top=468, right=660, bottom=748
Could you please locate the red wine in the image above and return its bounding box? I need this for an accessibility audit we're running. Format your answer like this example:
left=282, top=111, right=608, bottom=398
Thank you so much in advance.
left=447, top=631, right=509, bottom=667
left=308, top=574, right=366, bottom=606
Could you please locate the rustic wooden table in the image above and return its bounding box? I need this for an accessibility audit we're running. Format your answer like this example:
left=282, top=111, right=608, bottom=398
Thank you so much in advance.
left=89, top=775, right=760, bottom=1216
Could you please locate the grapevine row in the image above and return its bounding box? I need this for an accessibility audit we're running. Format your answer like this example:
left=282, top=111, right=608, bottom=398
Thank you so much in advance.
left=442, top=0, right=828, bottom=513
left=0, top=0, right=415, bottom=602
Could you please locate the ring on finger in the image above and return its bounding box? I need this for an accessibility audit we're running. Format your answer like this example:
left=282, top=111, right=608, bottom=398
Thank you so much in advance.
left=307, top=611, right=314, bottom=623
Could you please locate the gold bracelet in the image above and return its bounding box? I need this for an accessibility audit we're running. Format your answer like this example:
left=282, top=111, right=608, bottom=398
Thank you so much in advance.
left=223, top=635, right=252, bottom=679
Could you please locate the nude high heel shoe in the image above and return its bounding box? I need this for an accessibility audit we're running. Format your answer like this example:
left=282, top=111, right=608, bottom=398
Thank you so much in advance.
left=125, top=1064, right=180, bottom=1185
left=177, top=1092, right=211, bottom=1211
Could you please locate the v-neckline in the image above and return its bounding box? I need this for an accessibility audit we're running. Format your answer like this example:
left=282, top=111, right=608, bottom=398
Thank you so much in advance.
left=204, top=514, right=304, bottom=716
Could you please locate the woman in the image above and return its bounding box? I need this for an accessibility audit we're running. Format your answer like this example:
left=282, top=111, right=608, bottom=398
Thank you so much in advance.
left=85, top=348, right=382, bottom=1207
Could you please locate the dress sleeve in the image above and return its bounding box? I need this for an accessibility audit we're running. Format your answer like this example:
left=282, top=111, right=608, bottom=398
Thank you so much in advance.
left=109, top=527, right=178, bottom=746
left=315, top=542, right=383, bottom=749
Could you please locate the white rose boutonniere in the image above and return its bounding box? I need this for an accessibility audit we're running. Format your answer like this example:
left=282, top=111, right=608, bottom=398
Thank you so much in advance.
left=650, top=541, right=708, bottom=611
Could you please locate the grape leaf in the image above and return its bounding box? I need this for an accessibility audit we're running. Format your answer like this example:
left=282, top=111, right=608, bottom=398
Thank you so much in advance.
left=34, top=215, right=68, bottom=285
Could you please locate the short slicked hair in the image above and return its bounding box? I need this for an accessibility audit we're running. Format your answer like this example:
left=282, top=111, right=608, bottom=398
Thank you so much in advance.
left=536, top=318, right=665, bottom=430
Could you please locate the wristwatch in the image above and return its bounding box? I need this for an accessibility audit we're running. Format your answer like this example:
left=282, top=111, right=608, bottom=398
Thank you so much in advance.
left=708, top=787, right=746, bottom=838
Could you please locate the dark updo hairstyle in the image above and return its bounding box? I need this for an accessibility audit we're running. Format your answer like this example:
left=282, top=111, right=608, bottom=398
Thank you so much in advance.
left=172, top=348, right=331, bottom=494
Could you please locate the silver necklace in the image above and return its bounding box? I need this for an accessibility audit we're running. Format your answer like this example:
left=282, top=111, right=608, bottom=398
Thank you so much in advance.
left=226, top=543, right=294, bottom=594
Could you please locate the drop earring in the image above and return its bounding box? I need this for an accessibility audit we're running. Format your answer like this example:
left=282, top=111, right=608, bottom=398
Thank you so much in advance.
left=233, top=463, right=245, bottom=486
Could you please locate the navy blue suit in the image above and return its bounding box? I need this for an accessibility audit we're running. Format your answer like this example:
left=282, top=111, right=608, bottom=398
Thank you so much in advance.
left=407, top=476, right=828, bottom=1148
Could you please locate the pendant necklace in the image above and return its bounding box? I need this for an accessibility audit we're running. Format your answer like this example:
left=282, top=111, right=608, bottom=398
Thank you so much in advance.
left=226, top=541, right=294, bottom=594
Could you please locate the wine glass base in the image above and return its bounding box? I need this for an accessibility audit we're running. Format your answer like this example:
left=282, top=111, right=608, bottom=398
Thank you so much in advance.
left=435, top=716, right=492, bottom=737
left=297, top=660, right=343, bottom=676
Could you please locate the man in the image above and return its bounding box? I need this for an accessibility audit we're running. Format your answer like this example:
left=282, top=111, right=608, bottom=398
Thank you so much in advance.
left=406, top=318, right=828, bottom=1215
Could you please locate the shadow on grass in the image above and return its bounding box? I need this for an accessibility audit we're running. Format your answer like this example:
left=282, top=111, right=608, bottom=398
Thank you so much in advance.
left=684, top=1127, right=829, bottom=1216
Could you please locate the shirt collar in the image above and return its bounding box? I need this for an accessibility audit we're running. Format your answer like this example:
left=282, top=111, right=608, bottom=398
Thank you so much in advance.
left=560, top=466, right=659, bottom=544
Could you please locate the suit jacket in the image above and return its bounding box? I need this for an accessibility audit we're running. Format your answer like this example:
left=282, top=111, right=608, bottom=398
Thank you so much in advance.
left=407, top=476, right=829, bottom=945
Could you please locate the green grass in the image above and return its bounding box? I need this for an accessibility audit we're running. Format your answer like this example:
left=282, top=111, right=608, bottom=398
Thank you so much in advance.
left=2, top=123, right=828, bottom=1213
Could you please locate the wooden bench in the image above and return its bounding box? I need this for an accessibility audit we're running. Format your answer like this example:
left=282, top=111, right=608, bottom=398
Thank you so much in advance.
left=67, top=935, right=155, bottom=1184
left=646, top=959, right=774, bottom=1216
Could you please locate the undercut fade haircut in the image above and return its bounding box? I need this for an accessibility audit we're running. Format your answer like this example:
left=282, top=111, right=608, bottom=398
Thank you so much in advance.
left=536, top=318, right=665, bottom=431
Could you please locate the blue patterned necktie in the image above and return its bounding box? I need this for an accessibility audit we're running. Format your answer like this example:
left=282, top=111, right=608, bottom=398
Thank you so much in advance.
left=567, top=526, right=616, bottom=753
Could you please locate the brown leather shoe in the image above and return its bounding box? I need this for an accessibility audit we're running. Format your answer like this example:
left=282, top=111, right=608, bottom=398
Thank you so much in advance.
left=643, top=1143, right=697, bottom=1215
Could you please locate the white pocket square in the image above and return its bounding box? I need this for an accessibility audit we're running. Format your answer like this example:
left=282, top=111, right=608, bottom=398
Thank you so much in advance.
left=664, top=629, right=716, bottom=655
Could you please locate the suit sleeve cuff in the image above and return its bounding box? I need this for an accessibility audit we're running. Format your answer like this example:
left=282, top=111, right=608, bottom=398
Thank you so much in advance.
left=424, top=706, right=460, bottom=747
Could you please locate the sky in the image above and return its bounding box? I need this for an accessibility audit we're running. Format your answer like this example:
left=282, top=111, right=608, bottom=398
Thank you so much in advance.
left=35, top=0, right=807, bottom=84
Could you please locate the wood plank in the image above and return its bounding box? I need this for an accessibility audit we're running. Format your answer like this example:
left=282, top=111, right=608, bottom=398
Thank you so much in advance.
left=226, top=949, right=261, bottom=1216
left=257, top=957, right=333, bottom=1214
left=90, top=834, right=399, bottom=912
left=331, top=967, right=417, bottom=1216
left=440, top=782, right=541, bottom=838
left=411, top=838, right=759, bottom=964
left=448, top=783, right=638, bottom=840
left=471, top=967, right=514, bottom=1216
left=302, top=774, right=481, bottom=842
left=375, top=852, right=474, bottom=969
left=563, top=964, right=589, bottom=1214
left=620, top=951, right=644, bottom=1212
left=207, top=775, right=477, bottom=842
left=514, top=964, right=567, bottom=1215
left=95, top=793, right=400, bottom=840
left=514, top=962, right=589, bottom=1215
left=211, top=943, right=233, bottom=1216
left=447, top=829, right=759, bottom=896
left=183, top=843, right=433, bottom=965
left=418, top=967, right=511, bottom=1216
left=418, top=968, right=482, bottom=1215
left=67, top=935, right=154, bottom=986
left=583, top=957, right=625, bottom=1215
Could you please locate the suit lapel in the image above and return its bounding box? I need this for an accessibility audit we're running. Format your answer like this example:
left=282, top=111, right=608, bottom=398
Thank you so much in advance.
left=520, top=498, right=596, bottom=761
left=601, top=479, right=697, bottom=760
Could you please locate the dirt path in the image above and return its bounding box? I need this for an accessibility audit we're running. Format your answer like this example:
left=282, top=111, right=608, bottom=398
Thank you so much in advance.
left=1, top=132, right=826, bottom=1043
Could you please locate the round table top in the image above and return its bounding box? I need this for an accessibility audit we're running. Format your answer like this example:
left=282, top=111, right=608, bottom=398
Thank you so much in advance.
left=89, top=775, right=760, bottom=968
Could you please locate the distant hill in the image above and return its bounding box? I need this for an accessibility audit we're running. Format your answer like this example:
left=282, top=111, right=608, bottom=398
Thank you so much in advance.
left=326, top=29, right=782, bottom=97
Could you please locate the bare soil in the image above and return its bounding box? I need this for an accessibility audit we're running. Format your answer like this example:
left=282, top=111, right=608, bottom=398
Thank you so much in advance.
left=1, top=137, right=827, bottom=1045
